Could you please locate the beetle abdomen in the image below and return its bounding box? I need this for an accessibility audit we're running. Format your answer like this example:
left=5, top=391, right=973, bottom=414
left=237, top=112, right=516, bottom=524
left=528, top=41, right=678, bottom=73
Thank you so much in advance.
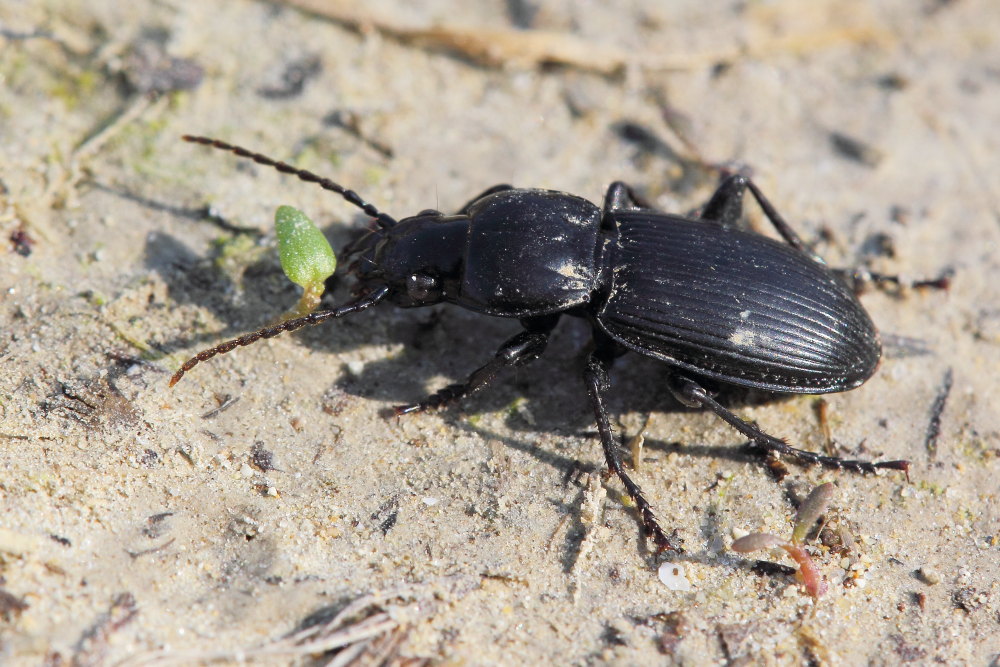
left=596, top=213, right=880, bottom=393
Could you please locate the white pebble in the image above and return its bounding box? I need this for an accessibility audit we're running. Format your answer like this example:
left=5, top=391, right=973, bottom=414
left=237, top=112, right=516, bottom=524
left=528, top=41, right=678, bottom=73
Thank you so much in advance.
left=658, top=563, right=693, bottom=591
left=919, top=567, right=941, bottom=585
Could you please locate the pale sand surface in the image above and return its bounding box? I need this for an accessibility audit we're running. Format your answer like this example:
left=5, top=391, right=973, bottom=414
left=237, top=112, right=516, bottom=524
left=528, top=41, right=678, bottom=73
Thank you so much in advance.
left=1, top=1, right=998, bottom=664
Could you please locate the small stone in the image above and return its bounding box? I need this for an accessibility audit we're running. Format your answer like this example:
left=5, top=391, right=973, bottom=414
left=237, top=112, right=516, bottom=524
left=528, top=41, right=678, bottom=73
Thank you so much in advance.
left=952, top=586, right=985, bottom=612
left=658, top=563, right=693, bottom=591
left=918, top=567, right=941, bottom=585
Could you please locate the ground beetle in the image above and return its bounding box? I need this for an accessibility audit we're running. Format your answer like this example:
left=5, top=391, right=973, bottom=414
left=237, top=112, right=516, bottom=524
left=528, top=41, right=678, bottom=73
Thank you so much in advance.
left=172, top=135, right=935, bottom=554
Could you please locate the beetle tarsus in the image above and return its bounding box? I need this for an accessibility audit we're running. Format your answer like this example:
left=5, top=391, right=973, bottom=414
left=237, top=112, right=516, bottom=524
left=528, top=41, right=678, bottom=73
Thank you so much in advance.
left=584, top=342, right=683, bottom=554
left=674, top=376, right=910, bottom=476
left=834, top=267, right=953, bottom=295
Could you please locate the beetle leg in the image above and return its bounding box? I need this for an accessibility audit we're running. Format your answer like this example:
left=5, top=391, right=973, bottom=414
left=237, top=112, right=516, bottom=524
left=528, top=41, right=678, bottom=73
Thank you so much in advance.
left=394, top=315, right=557, bottom=415
left=601, top=182, right=655, bottom=229
left=833, top=267, right=953, bottom=295
left=670, top=375, right=910, bottom=475
left=698, top=173, right=749, bottom=229
left=700, top=175, right=828, bottom=264
left=456, top=184, right=514, bottom=215
left=583, top=342, right=683, bottom=554
left=603, top=181, right=655, bottom=211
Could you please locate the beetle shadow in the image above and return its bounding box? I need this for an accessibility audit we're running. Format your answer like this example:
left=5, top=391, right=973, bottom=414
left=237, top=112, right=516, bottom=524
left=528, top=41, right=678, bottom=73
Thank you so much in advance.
left=320, top=305, right=594, bottom=408
left=94, top=177, right=376, bottom=359
left=416, top=343, right=805, bottom=566
left=142, top=223, right=420, bottom=360
left=339, top=307, right=802, bottom=436
left=143, top=231, right=299, bottom=355
left=445, top=411, right=788, bottom=569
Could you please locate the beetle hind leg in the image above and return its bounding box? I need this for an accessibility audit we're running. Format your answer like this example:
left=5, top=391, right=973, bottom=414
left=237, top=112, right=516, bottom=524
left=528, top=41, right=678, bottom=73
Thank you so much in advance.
left=394, top=315, right=557, bottom=415
left=833, top=267, right=953, bottom=295
left=669, top=375, right=910, bottom=475
left=583, top=342, right=684, bottom=554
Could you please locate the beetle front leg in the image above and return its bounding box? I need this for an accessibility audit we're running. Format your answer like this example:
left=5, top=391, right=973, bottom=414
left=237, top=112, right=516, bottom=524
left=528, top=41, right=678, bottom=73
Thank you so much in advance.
left=583, top=342, right=683, bottom=554
left=394, top=315, right=557, bottom=415
left=668, top=375, right=910, bottom=475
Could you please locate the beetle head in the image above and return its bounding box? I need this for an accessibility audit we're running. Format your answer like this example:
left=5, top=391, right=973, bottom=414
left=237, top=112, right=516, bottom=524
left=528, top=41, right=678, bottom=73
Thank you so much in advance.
left=349, top=211, right=468, bottom=308
left=171, top=136, right=474, bottom=386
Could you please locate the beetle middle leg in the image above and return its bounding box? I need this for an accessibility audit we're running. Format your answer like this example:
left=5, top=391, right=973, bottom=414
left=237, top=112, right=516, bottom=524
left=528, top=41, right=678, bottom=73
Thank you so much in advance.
left=667, top=374, right=910, bottom=475
left=699, top=174, right=827, bottom=262
left=394, top=314, right=558, bottom=415
left=583, top=336, right=683, bottom=554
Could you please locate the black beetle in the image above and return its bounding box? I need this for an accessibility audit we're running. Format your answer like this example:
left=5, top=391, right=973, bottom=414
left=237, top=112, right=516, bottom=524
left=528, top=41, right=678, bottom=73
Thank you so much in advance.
left=172, top=135, right=930, bottom=554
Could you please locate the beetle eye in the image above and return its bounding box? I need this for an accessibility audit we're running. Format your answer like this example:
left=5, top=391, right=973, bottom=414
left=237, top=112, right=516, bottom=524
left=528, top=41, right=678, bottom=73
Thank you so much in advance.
left=407, top=273, right=440, bottom=301
left=416, top=209, right=443, bottom=217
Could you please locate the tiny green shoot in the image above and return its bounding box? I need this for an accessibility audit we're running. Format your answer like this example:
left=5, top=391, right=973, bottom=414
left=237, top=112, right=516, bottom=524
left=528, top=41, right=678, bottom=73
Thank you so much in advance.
left=275, top=205, right=337, bottom=319
left=731, top=482, right=836, bottom=598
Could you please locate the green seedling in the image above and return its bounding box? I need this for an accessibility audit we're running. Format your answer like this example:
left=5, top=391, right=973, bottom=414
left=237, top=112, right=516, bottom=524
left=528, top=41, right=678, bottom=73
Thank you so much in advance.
left=731, top=482, right=835, bottom=598
left=275, top=205, right=337, bottom=319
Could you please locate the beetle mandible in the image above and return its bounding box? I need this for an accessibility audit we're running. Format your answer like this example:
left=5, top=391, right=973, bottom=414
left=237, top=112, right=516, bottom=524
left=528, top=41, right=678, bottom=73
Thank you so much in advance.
left=171, top=135, right=920, bottom=554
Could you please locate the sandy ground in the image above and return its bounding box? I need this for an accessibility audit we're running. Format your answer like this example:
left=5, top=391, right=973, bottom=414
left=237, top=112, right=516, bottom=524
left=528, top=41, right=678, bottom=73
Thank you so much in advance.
left=1, top=0, right=999, bottom=664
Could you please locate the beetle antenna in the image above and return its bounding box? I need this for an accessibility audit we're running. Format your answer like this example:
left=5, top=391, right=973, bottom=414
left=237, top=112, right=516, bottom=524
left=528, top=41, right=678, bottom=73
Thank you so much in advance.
left=183, top=135, right=397, bottom=229
left=169, top=285, right=390, bottom=387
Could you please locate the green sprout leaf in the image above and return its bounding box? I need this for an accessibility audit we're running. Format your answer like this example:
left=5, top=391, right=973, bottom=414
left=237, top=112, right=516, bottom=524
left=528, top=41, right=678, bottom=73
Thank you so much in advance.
left=275, top=205, right=336, bottom=318
left=730, top=482, right=837, bottom=598
left=276, top=205, right=336, bottom=287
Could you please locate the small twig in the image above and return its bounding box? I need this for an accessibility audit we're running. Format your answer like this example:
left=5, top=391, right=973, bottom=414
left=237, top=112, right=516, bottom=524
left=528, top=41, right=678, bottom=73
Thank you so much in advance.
left=278, top=0, right=891, bottom=75
left=627, top=414, right=653, bottom=470
left=73, top=593, right=139, bottom=666
left=200, top=395, right=240, bottom=419
left=925, top=368, right=954, bottom=460
left=120, top=581, right=467, bottom=666
left=125, top=538, right=176, bottom=560
left=72, top=96, right=156, bottom=161
left=813, top=398, right=836, bottom=457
